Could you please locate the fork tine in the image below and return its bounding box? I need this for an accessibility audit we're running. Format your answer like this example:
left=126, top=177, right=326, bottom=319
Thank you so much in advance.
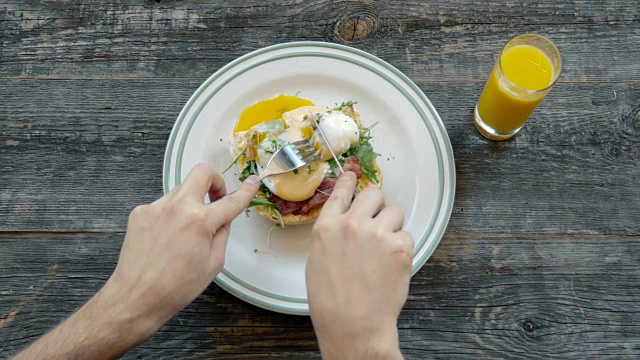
left=261, top=139, right=320, bottom=180
left=293, top=142, right=313, bottom=150
left=298, top=149, right=317, bottom=159
left=301, top=154, right=319, bottom=163
left=294, top=144, right=315, bottom=153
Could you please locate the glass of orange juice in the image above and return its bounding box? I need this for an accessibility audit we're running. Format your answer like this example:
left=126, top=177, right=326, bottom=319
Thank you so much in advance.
left=474, top=34, right=562, bottom=140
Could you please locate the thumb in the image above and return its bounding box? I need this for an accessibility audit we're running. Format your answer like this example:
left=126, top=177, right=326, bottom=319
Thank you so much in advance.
left=319, top=171, right=356, bottom=217
left=207, top=175, right=260, bottom=230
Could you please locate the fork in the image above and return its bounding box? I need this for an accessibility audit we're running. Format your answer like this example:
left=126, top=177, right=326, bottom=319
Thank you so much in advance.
left=221, top=140, right=317, bottom=199
left=258, top=139, right=318, bottom=180
left=228, top=138, right=360, bottom=199
left=260, top=138, right=361, bottom=197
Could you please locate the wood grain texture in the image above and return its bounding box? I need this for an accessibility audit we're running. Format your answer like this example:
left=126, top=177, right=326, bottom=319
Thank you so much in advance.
left=2, top=80, right=639, bottom=234
left=2, top=0, right=640, bottom=358
left=1, top=233, right=639, bottom=359
left=0, top=1, right=639, bottom=81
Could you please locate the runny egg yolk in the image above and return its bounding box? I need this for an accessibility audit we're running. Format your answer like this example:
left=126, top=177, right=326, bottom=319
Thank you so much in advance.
left=233, top=95, right=314, bottom=133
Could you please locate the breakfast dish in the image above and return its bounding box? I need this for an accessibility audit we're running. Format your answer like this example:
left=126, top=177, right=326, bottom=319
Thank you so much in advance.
left=163, top=41, right=455, bottom=315
left=227, top=95, right=382, bottom=226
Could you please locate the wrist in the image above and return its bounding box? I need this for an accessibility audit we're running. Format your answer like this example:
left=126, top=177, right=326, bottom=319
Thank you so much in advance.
left=96, top=278, right=165, bottom=342
left=363, top=328, right=402, bottom=360
left=14, top=278, right=165, bottom=360
left=363, top=335, right=403, bottom=360
left=318, top=325, right=402, bottom=360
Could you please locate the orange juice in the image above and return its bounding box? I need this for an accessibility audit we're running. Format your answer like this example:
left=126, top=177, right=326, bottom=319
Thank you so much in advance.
left=475, top=35, right=561, bottom=140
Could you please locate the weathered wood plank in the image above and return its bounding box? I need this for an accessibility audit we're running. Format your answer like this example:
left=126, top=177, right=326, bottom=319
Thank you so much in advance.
left=0, top=79, right=188, bottom=231
left=0, top=1, right=639, bottom=81
left=1, top=233, right=638, bottom=358
left=2, top=80, right=639, bottom=234
left=2, top=1, right=640, bottom=358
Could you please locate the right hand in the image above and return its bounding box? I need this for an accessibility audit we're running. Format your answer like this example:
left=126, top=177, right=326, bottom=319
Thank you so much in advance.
left=306, top=172, right=414, bottom=359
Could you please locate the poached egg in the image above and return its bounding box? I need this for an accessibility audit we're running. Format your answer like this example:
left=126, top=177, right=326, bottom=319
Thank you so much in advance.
left=233, top=97, right=360, bottom=202
left=311, top=111, right=360, bottom=161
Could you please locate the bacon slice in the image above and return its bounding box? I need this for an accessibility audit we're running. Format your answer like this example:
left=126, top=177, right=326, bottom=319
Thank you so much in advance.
left=269, top=193, right=304, bottom=215
left=269, top=157, right=363, bottom=216
left=343, top=156, right=363, bottom=178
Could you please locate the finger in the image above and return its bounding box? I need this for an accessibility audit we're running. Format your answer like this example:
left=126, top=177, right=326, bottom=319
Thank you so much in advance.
left=208, top=183, right=227, bottom=203
left=207, top=175, right=260, bottom=229
left=182, top=163, right=226, bottom=202
left=395, top=231, right=415, bottom=255
left=349, top=186, right=385, bottom=218
left=209, top=223, right=230, bottom=275
left=157, top=183, right=181, bottom=204
left=375, top=205, right=405, bottom=232
left=320, top=172, right=357, bottom=216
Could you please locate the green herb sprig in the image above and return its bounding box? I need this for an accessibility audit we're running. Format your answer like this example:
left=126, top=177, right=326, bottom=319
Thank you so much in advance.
left=344, top=121, right=381, bottom=184
left=335, top=100, right=358, bottom=112
left=222, top=147, right=246, bottom=174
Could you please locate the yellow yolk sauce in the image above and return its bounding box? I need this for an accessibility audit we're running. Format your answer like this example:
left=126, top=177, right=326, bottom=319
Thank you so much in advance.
left=271, top=161, right=329, bottom=202
left=269, top=106, right=332, bottom=201
left=233, top=95, right=314, bottom=133
left=280, top=105, right=331, bottom=142
left=233, top=98, right=333, bottom=202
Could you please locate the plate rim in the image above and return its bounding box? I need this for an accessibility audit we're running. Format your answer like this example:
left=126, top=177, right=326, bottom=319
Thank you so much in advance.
left=163, top=41, right=456, bottom=315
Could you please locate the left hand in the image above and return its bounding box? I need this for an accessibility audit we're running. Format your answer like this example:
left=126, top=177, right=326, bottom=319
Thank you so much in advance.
left=14, top=164, right=260, bottom=360
left=106, top=163, right=260, bottom=330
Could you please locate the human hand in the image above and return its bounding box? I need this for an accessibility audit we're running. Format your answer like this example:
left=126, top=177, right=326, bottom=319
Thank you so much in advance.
left=306, top=172, right=413, bottom=359
left=14, top=164, right=260, bottom=359
left=106, top=163, right=260, bottom=333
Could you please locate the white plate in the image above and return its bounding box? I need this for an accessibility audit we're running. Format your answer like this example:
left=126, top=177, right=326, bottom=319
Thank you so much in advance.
left=163, top=42, right=455, bottom=315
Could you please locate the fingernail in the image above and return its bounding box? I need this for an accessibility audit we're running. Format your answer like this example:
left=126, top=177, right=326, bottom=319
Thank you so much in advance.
left=246, top=175, right=260, bottom=184
left=340, top=171, right=356, bottom=181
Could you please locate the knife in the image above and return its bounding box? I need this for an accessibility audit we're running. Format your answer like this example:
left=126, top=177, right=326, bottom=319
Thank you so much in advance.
left=308, top=111, right=360, bottom=196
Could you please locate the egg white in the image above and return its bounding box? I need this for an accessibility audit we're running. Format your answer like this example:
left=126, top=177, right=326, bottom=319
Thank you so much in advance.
left=311, top=111, right=360, bottom=161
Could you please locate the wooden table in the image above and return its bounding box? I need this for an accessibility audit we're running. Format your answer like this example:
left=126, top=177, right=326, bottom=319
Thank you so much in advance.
left=1, top=1, right=639, bottom=358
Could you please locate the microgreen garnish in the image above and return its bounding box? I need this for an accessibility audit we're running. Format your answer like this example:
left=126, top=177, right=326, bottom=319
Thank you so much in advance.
left=223, top=147, right=246, bottom=174
left=354, top=142, right=380, bottom=184
left=344, top=121, right=381, bottom=183
left=335, top=100, right=358, bottom=111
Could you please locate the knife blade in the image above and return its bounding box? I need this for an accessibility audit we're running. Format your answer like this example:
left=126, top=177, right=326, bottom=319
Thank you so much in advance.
left=308, top=111, right=344, bottom=174
left=308, top=111, right=360, bottom=197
